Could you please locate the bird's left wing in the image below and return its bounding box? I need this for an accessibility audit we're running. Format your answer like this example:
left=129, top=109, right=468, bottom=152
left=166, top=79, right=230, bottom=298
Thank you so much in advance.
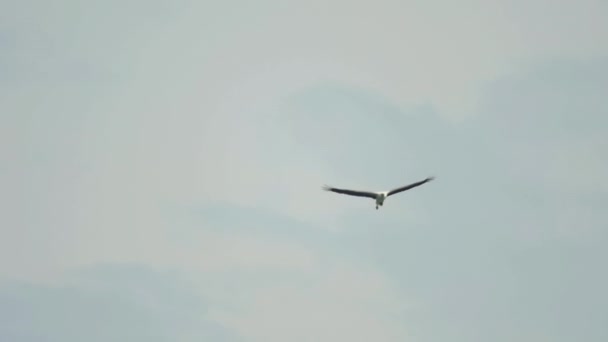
left=387, top=176, right=435, bottom=197
left=322, top=185, right=377, bottom=199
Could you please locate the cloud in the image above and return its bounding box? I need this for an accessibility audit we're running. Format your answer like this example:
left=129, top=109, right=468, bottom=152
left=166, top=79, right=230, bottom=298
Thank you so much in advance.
left=209, top=261, right=409, bottom=342
left=348, top=58, right=608, bottom=342
left=0, top=264, right=235, bottom=342
left=153, top=203, right=413, bottom=341
left=477, top=58, right=608, bottom=195
left=2, top=1, right=608, bottom=341
left=0, top=224, right=413, bottom=342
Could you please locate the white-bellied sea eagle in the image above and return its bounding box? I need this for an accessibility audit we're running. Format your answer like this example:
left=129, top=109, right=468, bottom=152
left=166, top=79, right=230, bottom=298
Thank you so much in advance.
left=322, top=176, right=435, bottom=210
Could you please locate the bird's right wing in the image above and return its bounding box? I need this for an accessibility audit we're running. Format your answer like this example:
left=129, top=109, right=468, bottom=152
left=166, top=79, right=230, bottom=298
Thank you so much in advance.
left=322, top=185, right=377, bottom=199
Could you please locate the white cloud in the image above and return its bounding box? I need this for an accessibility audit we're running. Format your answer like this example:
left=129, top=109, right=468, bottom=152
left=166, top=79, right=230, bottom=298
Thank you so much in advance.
left=0, top=264, right=235, bottom=342
left=2, top=1, right=608, bottom=341
left=207, top=258, right=410, bottom=342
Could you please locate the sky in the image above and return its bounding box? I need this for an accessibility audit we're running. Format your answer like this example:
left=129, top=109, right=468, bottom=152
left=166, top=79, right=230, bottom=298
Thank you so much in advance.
left=1, top=0, right=607, bottom=341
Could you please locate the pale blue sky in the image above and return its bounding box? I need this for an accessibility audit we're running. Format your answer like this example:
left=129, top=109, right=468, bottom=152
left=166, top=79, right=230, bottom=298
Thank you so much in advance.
left=2, top=0, right=607, bottom=341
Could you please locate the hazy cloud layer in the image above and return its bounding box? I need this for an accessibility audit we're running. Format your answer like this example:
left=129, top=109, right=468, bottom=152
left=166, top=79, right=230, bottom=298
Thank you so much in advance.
left=0, top=264, right=235, bottom=342
left=2, top=0, right=607, bottom=341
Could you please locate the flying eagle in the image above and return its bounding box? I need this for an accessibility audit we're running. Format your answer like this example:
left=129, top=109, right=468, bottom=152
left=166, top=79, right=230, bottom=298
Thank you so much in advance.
left=322, top=176, right=435, bottom=210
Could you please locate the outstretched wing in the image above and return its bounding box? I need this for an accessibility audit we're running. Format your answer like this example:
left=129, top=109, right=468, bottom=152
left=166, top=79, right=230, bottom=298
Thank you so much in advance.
left=322, top=185, right=377, bottom=199
left=387, top=176, right=435, bottom=197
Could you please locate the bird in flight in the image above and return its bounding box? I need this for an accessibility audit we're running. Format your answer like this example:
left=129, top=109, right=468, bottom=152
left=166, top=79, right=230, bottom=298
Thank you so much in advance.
left=322, top=176, right=435, bottom=210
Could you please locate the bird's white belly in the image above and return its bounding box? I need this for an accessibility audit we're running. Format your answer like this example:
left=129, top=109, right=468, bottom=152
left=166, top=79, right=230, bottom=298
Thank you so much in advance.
left=376, top=193, right=386, bottom=205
